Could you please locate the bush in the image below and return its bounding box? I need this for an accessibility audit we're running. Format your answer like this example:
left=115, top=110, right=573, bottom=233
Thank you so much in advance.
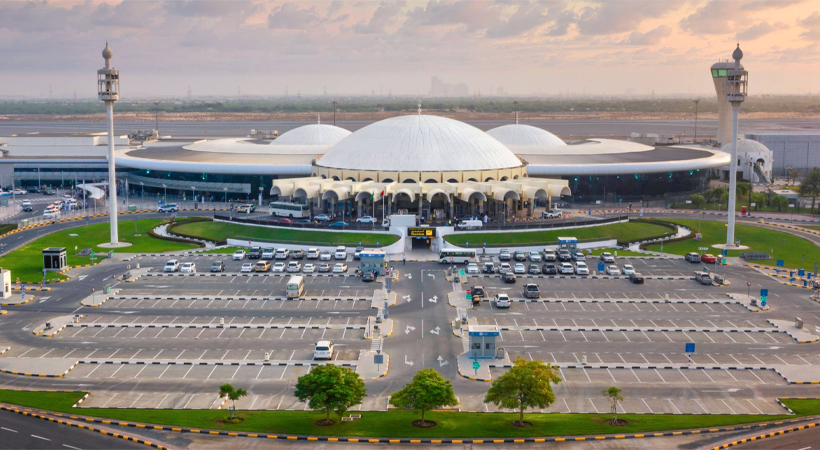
left=690, top=194, right=706, bottom=209
left=147, top=229, right=205, bottom=248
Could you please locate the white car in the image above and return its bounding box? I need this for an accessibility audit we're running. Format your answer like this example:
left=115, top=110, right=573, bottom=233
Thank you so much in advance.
left=575, top=262, right=589, bottom=275
left=622, top=264, right=636, bottom=275
left=274, top=248, right=289, bottom=259
left=240, top=263, right=254, bottom=273
left=163, top=260, right=180, bottom=273
left=306, top=248, right=320, bottom=259
left=313, top=340, right=334, bottom=360
left=314, top=214, right=331, bottom=222
left=599, top=252, right=615, bottom=263
left=303, top=263, right=315, bottom=273
left=286, top=261, right=301, bottom=272
left=513, top=263, right=526, bottom=274
left=12, top=189, right=26, bottom=195
left=605, top=265, right=620, bottom=276
left=180, top=262, right=196, bottom=274
left=333, top=263, right=348, bottom=273
left=232, top=250, right=246, bottom=260
left=494, top=293, right=511, bottom=308
left=334, top=246, right=347, bottom=260
left=572, top=252, right=586, bottom=261
left=261, top=248, right=275, bottom=260
left=319, top=251, right=332, bottom=261
left=466, top=263, right=480, bottom=274
left=272, top=262, right=286, bottom=273
left=356, top=216, right=377, bottom=223
left=529, top=252, right=542, bottom=262
left=498, top=263, right=512, bottom=274
left=559, top=262, right=574, bottom=274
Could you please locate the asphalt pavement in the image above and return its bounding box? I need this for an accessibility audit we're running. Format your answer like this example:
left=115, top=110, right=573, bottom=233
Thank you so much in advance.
left=0, top=408, right=146, bottom=449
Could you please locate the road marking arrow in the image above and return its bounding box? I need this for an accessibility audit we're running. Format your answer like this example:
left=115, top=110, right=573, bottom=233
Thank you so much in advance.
left=427, top=273, right=435, bottom=279
left=78, top=275, right=88, bottom=281
left=403, top=295, right=411, bottom=302
left=430, top=326, right=441, bottom=335
left=437, top=356, right=448, bottom=367
left=428, top=297, right=437, bottom=303
left=404, top=355, right=414, bottom=367
left=405, top=325, right=416, bottom=334
left=404, top=273, right=412, bottom=279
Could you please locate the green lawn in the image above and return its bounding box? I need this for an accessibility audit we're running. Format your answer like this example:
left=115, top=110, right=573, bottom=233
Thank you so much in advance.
left=445, top=222, right=673, bottom=247
left=645, top=219, right=820, bottom=269
left=586, top=248, right=648, bottom=257
left=171, top=221, right=399, bottom=247
left=0, top=219, right=198, bottom=282
left=0, top=390, right=816, bottom=439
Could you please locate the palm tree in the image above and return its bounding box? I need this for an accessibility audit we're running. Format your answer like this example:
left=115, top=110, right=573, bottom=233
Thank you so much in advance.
left=219, top=383, right=248, bottom=420
left=799, top=168, right=820, bottom=215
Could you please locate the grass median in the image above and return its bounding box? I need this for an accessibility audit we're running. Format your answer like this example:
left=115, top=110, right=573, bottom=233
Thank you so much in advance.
left=444, top=221, right=672, bottom=247
left=171, top=220, right=399, bottom=247
left=644, top=219, right=820, bottom=269
left=0, top=390, right=817, bottom=439
left=0, top=219, right=198, bottom=282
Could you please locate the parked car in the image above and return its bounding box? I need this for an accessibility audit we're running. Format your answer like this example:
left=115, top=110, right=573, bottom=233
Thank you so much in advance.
left=685, top=252, right=701, bottom=263
left=482, top=262, right=496, bottom=273
left=291, top=248, right=305, bottom=259
left=541, top=209, right=563, bottom=219
left=329, top=221, right=349, bottom=228
left=21, top=200, right=32, bottom=212
left=558, top=250, right=572, bottom=261
left=513, top=263, right=526, bottom=274
left=314, top=214, right=331, bottom=222
left=240, top=263, right=254, bottom=273
left=334, top=246, right=347, bottom=260
left=356, top=216, right=377, bottom=223
left=599, top=252, right=615, bottom=263
left=362, top=271, right=375, bottom=282
left=274, top=248, right=289, bottom=260
left=272, top=262, right=286, bottom=273
left=494, top=293, right=512, bottom=308
left=318, top=263, right=331, bottom=273
left=163, top=260, right=180, bottom=273
left=605, top=265, right=620, bottom=275
left=180, top=262, right=196, bottom=274
left=542, top=263, right=557, bottom=275
left=471, top=286, right=485, bottom=305
left=303, top=263, right=315, bottom=273
left=210, top=261, right=225, bottom=272
left=286, top=261, right=301, bottom=272
left=255, top=261, right=271, bottom=272
left=313, top=340, right=334, bottom=360
left=498, top=249, right=512, bottom=261
left=529, top=252, right=542, bottom=262
left=695, top=272, right=713, bottom=285
left=528, top=264, right=540, bottom=275
left=503, top=272, right=516, bottom=283
left=261, top=248, right=275, bottom=260
left=572, top=251, right=586, bottom=261
left=629, top=272, right=644, bottom=284
left=498, top=262, right=512, bottom=274
left=232, top=250, right=246, bottom=260
left=248, top=247, right=262, bottom=259
left=524, top=283, right=540, bottom=299
left=514, top=251, right=527, bottom=261
left=307, top=248, right=320, bottom=259
left=575, top=262, right=589, bottom=275
left=701, top=254, right=717, bottom=263
left=353, top=246, right=364, bottom=260
left=11, top=189, right=26, bottom=195
left=274, top=218, right=294, bottom=225
left=333, top=263, right=348, bottom=273
left=157, top=203, right=179, bottom=213
left=543, top=249, right=557, bottom=261
left=319, top=251, right=332, bottom=261
left=467, top=263, right=480, bottom=274
left=559, top=262, right=574, bottom=274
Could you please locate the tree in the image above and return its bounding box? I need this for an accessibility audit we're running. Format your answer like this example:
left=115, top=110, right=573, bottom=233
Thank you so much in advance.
left=736, top=182, right=750, bottom=198
left=484, top=357, right=562, bottom=427
left=219, top=383, right=248, bottom=420
left=788, top=167, right=800, bottom=186
left=751, top=192, right=767, bottom=210
left=799, top=168, right=820, bottom=214
left=771, top=195, right=789, bottom=212
left=294, top=364, right=367, bottom=424
left=389, top=368, right=458, bottom=426
left=690, top=194, right=706, bottom=209
left=601, top=387, right=624, bottom=424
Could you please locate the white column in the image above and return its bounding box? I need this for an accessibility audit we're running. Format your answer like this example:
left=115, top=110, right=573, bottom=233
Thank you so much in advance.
left=106, top=101, right=118, bottom=244
left=726, top=102, right=739, bottom=247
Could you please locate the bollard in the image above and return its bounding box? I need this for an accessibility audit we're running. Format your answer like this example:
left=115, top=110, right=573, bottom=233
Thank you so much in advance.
left=45, top=321, right=51, bottom=330
left=136, top=263, right=140, bottom=269
left=220, top=317, right=225, bottom=326
left=264, top=352, right=270, bottom=361
left=582, top=355, right=587, bottom=365
left=665, top=293, right=669, bottom=302
left=796, top=317, right=803, bottom=329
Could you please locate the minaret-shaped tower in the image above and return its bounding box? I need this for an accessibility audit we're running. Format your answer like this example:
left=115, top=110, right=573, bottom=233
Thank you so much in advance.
left=711, top=54, right=745, bottom=146
left=724, top=44, right=748, bottom=249
left=98, top=42, right=120, bottom=245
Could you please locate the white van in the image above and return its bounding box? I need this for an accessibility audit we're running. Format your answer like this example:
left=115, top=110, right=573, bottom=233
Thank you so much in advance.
left=456, top=219, right=482, bottom=230
left=287, top=275, right=305, bottom=298
left=334, top=246, right=347, bottom=260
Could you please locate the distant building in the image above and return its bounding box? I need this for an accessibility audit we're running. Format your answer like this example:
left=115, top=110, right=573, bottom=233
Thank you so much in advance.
left=746, top=132, right=820, bottom=176
left=429, top=76, right=469, bottom=97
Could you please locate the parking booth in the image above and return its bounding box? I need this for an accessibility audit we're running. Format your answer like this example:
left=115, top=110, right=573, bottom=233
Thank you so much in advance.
left=558, top=237, right=578, bottom=254
left=42, top=247, right=67, bottom=272
left=0, top=268, right=10, bottom=299
left=359, top=249, right=386, bottom=276
left=467, top=325, right=499, bottom=359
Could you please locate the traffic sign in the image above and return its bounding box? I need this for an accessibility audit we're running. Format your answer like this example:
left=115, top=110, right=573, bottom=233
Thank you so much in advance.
left=747, top=282, right=751, bottom=287
left=472, top=361, right=480, bottom=370
left=597, top=263, right=604, bottom=272
left=776, top=260, right=784, bottom=267
left=374, top=354, right=384, bottom=365
left=721, top=258, right=727, bottom=264
left=466, top=294, right=472, bottom=300
left=685, top=343, right=695, bottom=353
left=698, top=247, right=708, bottom=251
left=721, top=249, right=728, bottom=256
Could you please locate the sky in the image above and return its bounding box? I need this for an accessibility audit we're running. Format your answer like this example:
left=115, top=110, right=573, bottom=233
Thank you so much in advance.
left=1, top=0, right=818, bottom=99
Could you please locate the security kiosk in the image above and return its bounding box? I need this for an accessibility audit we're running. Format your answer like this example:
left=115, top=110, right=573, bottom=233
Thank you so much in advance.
left=359, top=249, right=386, bottom=276
left=467, top=325, right=499, bottom=359
left=0, top=268, right=10, bottom=299
left=43, top=247, right=67, bottom=271
left=558, top=237, right=578, bottom=254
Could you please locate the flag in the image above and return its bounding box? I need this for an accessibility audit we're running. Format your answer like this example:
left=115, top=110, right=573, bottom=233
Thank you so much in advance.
left=380, top=190, right=385, bottom=196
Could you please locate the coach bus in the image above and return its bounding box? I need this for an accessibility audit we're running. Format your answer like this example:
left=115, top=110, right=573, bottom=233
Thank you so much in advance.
left=438, top=249, right=477, bottom=264
left=269, top=201, right=310, bottom=218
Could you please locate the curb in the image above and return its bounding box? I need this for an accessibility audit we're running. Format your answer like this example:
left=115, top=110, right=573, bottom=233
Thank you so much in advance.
left=712, top=419, right=820, bottom=449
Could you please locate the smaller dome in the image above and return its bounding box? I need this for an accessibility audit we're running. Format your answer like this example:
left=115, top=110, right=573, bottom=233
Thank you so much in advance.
left=732, top=44, right=743, bottom=61
left=270, top=124, right=351, bottom=146
left=486, top=124, right=564, bottom=147
left=102, top=42, right=113, bottom=59
left=720, top=138, right=771, bottom=156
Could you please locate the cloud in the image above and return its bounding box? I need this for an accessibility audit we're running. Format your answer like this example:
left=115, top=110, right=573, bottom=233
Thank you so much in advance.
left=267, top=3, right=322, bottom=30
left=736, top=22, right=783, bottom=40
left=485, top=2, right=551, bottom=38
left=403, top=0, right=500, bottom=31
left=680, top=0, right=797, bottom=35
left=800, top=11, right=820, bottom=40
left=353, top=1, right=406, bottom=34
left=621, top=25, right=672, bottom=45
left=574, top=0, right=680, bottom=36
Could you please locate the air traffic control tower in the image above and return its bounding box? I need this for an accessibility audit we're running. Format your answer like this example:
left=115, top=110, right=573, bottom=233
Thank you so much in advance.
left=711, top=58, right=745, bottom=146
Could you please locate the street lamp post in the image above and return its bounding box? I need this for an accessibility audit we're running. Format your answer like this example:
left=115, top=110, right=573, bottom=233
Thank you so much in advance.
left=693, top=99, right=700, bottom=143
left=162, top=184, right=167, bottom=203
left=223, top=187, right=228, bottom=210
left=192, top=186, right=196, bottom=209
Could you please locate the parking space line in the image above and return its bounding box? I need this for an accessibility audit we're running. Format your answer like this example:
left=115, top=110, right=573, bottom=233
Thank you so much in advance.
left=720, top=399, right=737, bottom=414
left=629, top=368, right=641, bottom=383
left=677, top=369, right=691, bottom=383
left=107, top=365, right=124, bottom=378
left=641, top=398, right=654, bottom=413
left=701, top=369, right=715, bottom=383
left=724, top=369, right=739, bottom=382
left=667, top=399, right=682, bottom=414
left=133, top=365, right=149, bottom=378
left=581, top=367, right=591, bottom=382
left=796, top=355, right=811, bottom=365
left=749, top=370, right=766, bottom=384
left=655, top=369, right=666, bottom=383
left=694, top=399, right=709, bottom=413
left=588, top=398, right=599, bottom=413
left=774, top=355, right=790, bottom=365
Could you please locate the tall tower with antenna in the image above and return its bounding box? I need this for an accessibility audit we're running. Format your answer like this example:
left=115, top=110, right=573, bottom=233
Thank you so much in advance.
left=711, top=54, right=745, bottom=146
left=97, top=42, right=122, bottom=246
left=722, top=44, right=748, bottom=250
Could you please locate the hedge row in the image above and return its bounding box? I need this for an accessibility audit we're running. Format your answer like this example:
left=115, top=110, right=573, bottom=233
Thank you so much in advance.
left=637, top=219, right=693, bottom=250
left=619, top=218, right=678, bottom=246
left=165, top=217, right=216, bottom=244
left=147, top=228, right=206, bottom=248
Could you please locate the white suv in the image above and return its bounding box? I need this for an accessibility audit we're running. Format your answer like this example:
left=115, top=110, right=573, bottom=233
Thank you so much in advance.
left=307, top=248, right=320, bottom=259
left=559, top=262, right=574, bottom=274
left=575, top=262, right=589, bottom=275
left=180, top=262, right=196, bottom=273
left=232, top=250, right=246, bottom=260
left=334, top=246, right=347, bottom=260
left=164, top=260, right=180, bottom=272
left=313, top=340, right=334, bottom=360
left=494, top=293, right=511, bottom=308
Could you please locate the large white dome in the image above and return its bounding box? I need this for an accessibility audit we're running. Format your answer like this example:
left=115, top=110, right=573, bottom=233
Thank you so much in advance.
left=719, top=138, right=771, bottom=156
left=486, top=124, right=564, bottom=147
left=270, top=124, right=351, bottom=146
left=316, top=115, right=522, bottom=172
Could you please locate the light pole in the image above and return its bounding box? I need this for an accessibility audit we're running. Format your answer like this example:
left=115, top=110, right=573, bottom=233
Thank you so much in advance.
left=162, top=184, right=167, bottom=203
left=693, top=99, right=700, bottom=143
left=192, top=186, right=196, bottom=209
left=98, top=42, right=120, bottom=245
left=223, top=187, right=228, bottom=210
left=139, top=182, right=144, bottom=202
left=333, top=99, right=337, bottom=126
left=154, top=100, right=159, bottom=134
left=724, top=44, right=748, bottom=249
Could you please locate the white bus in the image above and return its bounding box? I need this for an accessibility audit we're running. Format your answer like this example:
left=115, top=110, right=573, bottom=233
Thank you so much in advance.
left=438, top=249, right=478, bottom=264
left=269, top=201, right=310, bottom=218
left=287, top=275, right=305, bottom=298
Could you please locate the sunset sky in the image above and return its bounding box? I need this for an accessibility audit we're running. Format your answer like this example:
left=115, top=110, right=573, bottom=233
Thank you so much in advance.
left=1, top=0, right=818, bottom=99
